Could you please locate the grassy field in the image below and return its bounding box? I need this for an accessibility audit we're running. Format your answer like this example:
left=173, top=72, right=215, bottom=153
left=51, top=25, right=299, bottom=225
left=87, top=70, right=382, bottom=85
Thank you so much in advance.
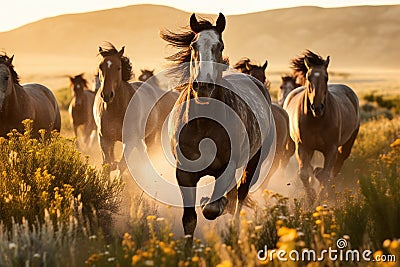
left=0, top=74, right=399, bottom=266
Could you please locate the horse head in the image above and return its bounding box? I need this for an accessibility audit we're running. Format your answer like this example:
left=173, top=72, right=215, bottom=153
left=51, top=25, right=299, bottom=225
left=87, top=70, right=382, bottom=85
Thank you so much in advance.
left=98, top=45, right=125, bottom=103
left=189, top=13, right=226, bottom=98
left=138, top=69, right=154, bottom=82
left=279, top=75, right=297, bottom=105
left=304, top=55, right=330, bottom=118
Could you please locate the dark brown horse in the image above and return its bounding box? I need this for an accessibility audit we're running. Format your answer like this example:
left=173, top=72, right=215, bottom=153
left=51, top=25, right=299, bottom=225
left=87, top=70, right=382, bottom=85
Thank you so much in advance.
left=234, top=59, right=295, bottom=182
left=94, top=43, right=178, bottom=170
left=283, top=50, right=360, bottom=201
left=161, top=13, right=275, bottom=245
left=0, top=54, right=60, bottom=137
left=233, top=58, right=268, bottom=84
left=68, top=73, right=96, bottom=149
left=279, top=75, right=302, bottom=106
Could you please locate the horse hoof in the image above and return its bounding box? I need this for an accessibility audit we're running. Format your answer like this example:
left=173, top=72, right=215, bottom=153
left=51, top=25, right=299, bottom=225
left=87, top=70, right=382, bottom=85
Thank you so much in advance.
left=202, top=197, right=228, bottom=220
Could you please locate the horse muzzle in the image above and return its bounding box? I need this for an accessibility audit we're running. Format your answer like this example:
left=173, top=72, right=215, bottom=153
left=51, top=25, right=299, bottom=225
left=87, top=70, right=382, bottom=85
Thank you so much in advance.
left=101, top=91, right=115, bottom=103
left=310, top=103, right=325, bottom=117
left=193, top=81, right=216, bottom=98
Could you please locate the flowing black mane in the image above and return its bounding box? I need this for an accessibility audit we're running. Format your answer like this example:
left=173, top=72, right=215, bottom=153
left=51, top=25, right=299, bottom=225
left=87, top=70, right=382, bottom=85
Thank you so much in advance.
left=0, top=53, right=20, bottom=84
left=290, top=50, right=326, bottom=79
left=98, top=42, right=133, bottom=82
left=160, top=18, right=229, bottom=85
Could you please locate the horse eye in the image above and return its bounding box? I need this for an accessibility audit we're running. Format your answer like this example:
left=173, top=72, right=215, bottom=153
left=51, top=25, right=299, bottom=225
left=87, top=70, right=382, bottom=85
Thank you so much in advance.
left=4, top=76, right=8, bottom=81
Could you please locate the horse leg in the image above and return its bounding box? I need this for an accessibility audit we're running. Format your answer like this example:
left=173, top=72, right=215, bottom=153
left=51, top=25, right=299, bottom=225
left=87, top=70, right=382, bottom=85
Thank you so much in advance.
left=177, top=168, right=199, bottom=253
left=234, top=150, right=262, bottom=224
left=315, top=145, right=338, bottom=185
left=281, top=138, right=295, bottom=169
left=332, top=127, right=359, bottom=177
left=73, top=123, right=80, bottom=148
left=99, top=136, right=117, bottom=170
left=201, top=161, right=236, bottom=220
left=296, top=143, right=316, bottom=203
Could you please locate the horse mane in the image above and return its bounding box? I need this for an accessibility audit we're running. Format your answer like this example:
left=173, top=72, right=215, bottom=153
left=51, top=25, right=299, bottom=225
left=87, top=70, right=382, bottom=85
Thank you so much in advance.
left=0, top=53, right=20, bottom=84
left=160, top=17, right=229, bottom=86
left=233, top=58, right=259, bottom=73
left=290, top=50, right=326, bottom=80
left=98, top=42, right=133, bottom=82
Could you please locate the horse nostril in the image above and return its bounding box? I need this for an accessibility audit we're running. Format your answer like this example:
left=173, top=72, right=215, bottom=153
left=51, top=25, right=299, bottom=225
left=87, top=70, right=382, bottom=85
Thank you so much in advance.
left=100, top=92, right=104, bottom=98
left=110, top=91, right=114, bottom=99
left=321, top=103, right=325, bottom=110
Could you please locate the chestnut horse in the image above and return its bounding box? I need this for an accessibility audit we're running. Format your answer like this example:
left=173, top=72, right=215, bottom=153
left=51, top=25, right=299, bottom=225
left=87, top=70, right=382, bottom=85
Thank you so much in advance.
left=94, top=43, right=178, bottom=170
left=161, top=13, right=275, bottom=246
left=234, top=59, right=295, bottom=182
left=68, top=73, right=96, bottom=148
left=0, top=54, right=60, bottom=137
left=283, top=50, right=359, bottom=201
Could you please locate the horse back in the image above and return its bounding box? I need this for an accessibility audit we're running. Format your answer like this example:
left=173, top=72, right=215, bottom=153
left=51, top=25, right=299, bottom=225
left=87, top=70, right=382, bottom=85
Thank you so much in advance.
left=22, top=83, right=61, bottom=132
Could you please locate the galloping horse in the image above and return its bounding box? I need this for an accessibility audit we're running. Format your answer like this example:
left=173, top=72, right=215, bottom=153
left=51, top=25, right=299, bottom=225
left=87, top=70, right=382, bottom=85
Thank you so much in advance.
left=278, top=75, right=301, bottom=106
left=0, top=54, right=60, bottom=137
left=161, top=13, right=275, bottom=244
left=283, top=50, right=360, bottom=201
left=94, top=43, right=137, bottom=169
left=94, top=43, right=178, bottom=170
left=234, top=59, right=295, bottom=181
left=68, top=74, right=96, bottom=148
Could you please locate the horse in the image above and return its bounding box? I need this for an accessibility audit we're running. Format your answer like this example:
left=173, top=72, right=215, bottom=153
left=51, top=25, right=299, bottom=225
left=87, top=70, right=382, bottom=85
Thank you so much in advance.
left=233, top=58, right=268, bottom=84
left=161, top=13, right=275, bottom=246
left=94, top=42, right=178, bottom=170
left=278, top=75, right=302, bottom=106
left=0, top=54, right=61, bottom=138
left=234, top=59, right=295, bottom=182
left=283, top=50, right=360, bottom=202
left=68, top=73, right=96, bottom=149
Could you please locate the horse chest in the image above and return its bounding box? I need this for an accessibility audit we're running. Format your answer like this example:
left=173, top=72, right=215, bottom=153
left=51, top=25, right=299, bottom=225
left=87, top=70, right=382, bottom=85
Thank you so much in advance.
left=176, top=119, right=231, bottom=170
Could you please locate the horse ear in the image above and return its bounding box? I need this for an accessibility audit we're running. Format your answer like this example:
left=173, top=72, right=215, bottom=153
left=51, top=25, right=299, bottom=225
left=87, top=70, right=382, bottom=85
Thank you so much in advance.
left=118, top=46, right=125, bottom=58
left=245, top=61, right=252, bottom=71
left=304, top=57, right=311, bottom=70
left=190, top=13, right=201, bottom=33
left=99, top=47, right=103, bottom=53
left=69, top=76, right=74, bottom=82
left=151, top=69, right=155, bottom=73
left=262, top=60, right=268, bottom=71
left=6, top=55, right=14, bottom=66
left=215, top=13, right=226, bottom=34
left=324, top=56, right=330, bottom=68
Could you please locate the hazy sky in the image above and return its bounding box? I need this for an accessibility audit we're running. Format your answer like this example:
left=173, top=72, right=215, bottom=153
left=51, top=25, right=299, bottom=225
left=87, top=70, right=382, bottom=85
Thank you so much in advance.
left=2, top=0, right=400, bottom=31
